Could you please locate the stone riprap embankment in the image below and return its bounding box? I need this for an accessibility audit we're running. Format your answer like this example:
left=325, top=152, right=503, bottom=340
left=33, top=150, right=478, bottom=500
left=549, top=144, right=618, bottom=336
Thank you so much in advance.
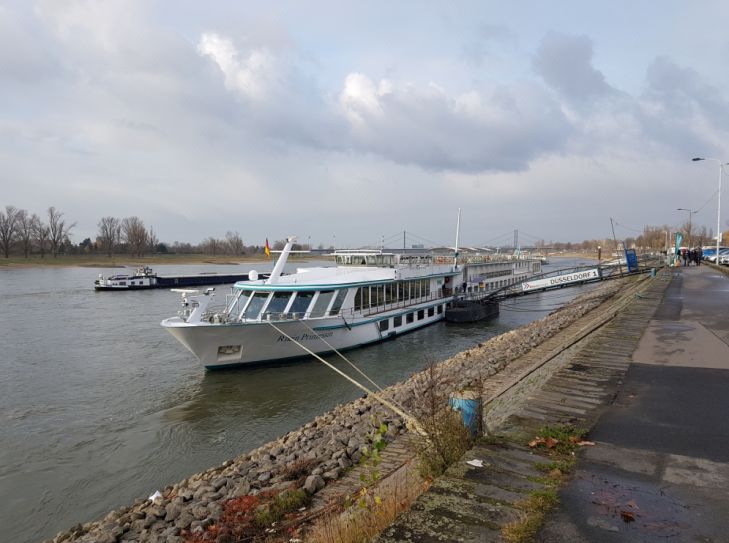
left=47, top=278, right=628, bottom=543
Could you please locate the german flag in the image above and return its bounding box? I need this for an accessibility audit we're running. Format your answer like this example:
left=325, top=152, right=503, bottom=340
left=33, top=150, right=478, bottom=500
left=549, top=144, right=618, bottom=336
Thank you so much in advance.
left=264, top=238, right=271, bottom=257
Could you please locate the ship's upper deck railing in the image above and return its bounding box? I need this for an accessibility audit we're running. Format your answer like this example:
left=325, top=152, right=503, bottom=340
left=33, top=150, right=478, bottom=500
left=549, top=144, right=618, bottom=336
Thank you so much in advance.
left=333, top=251, right=437, bottom=267
left=455, top=254, right=535, bottom=265
left=332, top=250, right=537, bottom=268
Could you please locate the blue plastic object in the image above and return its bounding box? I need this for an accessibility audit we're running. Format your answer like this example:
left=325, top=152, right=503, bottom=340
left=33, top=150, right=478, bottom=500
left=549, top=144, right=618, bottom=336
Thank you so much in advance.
left=449, top=394, right=481, bottom=437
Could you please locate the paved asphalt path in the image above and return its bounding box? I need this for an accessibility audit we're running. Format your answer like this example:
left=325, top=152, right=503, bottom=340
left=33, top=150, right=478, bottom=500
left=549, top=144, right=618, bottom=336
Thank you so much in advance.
left=538, top=266, right=729, bottom=543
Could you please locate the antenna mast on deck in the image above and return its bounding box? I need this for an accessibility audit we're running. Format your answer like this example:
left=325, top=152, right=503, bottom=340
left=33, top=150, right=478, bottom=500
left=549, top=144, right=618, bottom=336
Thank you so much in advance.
left=267, top=236, right=295, bottom=285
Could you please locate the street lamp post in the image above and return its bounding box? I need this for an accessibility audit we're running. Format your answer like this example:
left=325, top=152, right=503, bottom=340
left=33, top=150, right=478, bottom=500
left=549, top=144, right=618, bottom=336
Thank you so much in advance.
left=676, top=207, right=697, bottom=250
left=692, top=157, right=728, bottom=263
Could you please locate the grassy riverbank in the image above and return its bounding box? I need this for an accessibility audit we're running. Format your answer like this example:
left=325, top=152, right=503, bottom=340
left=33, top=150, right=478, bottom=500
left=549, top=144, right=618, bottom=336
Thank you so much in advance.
left=0, top=253, right=319, bottom=269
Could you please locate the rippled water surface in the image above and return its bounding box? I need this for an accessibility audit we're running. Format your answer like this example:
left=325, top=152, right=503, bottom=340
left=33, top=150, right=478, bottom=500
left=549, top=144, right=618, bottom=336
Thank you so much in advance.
left=0, top=258, right=594, bottom=542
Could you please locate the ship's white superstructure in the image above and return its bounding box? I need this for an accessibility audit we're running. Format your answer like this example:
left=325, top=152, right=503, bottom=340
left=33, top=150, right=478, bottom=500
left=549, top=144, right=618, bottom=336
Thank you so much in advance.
left=95, top=266, right=157, bottom=290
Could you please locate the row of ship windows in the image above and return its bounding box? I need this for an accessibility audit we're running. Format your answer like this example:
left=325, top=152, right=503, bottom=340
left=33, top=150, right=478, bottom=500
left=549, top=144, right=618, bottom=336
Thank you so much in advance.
left=354, top=279, right=432, bottom=310
left=227, top=289, right=347, bottom=320
left=378, top=304, right=443, bottom=331
left=226, top=280, right=439, bottom=320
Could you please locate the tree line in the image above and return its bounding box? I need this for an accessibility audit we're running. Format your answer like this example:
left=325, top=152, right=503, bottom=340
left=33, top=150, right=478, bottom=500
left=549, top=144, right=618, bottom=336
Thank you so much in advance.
left=4, top=203, right=726, bottom=259
left=0, top=206, right=75, bottom=258
left=531, top=222, right=728, bottom=252
left=0, top=205, right=312, bottom=258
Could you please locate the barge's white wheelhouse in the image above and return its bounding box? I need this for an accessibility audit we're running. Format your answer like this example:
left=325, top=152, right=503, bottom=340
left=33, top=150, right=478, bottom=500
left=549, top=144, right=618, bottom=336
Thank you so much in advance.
left=161, top=239, right=461, bottom=368
left=95, top=266, right=158, bottom=290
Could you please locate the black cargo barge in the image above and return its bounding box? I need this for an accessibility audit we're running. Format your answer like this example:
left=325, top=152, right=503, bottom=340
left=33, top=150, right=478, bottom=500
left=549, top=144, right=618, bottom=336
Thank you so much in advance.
left=445, top=297, right=500, bottom=323
left=94, top=266, right=268, bottom=291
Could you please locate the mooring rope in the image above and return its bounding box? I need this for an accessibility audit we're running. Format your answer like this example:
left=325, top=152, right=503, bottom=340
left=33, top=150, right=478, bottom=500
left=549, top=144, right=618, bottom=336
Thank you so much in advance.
left=294, top=319, right=414, bottom=418
left=266, top=321, right=427, bottom=437
left=296, top=320, right=385, bottom=392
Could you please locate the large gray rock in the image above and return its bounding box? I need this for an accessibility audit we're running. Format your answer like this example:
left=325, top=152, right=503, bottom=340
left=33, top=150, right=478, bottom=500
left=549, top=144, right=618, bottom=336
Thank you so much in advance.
left=86, top=530, right=117, bottom=543
left=164, top=502, right=183, bottom=523
left=191, top=505, right=208, bottom=520
left=338, top=456, right=352, bottom=469
left=229, top=481, right=251, bottom=497
left=322, top=468, right=341, bottom=481
left=207, top=502, right=223, bottom=520
left=211, top=477, right=229, bottom=491
left=303, top=474, right=325, bottom=495
left=174, top=512, right=194, bottom=530
left=192, top=485, right=212, bottom=501
left=147, top=505, right=166, bottom=519
left=177, top=489, right=193, bottom=502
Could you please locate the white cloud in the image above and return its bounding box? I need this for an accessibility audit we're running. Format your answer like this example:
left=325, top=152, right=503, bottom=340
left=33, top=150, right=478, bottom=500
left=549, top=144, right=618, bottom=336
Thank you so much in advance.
left=339, top=72, right=386, bottom=124
left=197, top=33, right=277, bottom=100
left=195, top=34, right=572, bottom=173
left=335, top=73, right=570, bottom=172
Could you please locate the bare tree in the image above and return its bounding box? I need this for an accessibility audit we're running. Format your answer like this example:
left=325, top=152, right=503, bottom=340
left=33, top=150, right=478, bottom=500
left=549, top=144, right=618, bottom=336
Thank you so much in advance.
left=695, top=225, right=708, bottom=248
left=34, top=217, right=50, bottom=258
left=16, top=210, right=38, bottom=258
left=225, top=230, right=244, bottom=255
left=97, top=216, right=121, bottom=257
left=636, top=225, right=669, bottom=250
left=0, top=205, right=20, bottom=258
left=147, top=226, right=159, bottom=254
left=202, top=236, right=221, bottom=255
left=122, top=216, right=147, bottom=257
left=171, top=241, right=194, bottom=254
left=48, top=207, right=76, bottom=257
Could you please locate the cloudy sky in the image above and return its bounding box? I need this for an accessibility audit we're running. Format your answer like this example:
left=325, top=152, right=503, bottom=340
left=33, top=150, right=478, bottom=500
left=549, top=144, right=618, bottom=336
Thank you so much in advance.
left=2, top=0, right=729, bottom=247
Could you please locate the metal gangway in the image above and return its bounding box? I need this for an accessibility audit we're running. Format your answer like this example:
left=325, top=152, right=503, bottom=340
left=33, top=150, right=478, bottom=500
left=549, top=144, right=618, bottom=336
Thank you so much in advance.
left=479, top=254, right=664, bottom=302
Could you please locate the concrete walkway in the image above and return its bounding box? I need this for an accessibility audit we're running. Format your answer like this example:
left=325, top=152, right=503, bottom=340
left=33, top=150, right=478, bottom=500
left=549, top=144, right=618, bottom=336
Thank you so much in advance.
left=539, top=266, right=729, bottom=542
left=376, top=275, right=669, bottom=542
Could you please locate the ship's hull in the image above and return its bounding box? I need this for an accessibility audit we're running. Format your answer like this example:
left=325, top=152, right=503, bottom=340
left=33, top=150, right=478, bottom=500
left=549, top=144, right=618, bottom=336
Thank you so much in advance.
left=94, top=283, right=157, bottom=291
left=162, top=298, right=450, bottom=369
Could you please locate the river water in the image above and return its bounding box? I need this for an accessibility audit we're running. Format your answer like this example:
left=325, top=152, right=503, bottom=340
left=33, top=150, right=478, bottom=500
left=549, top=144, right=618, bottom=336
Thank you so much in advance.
left=0, top=258, right=594, bottom=542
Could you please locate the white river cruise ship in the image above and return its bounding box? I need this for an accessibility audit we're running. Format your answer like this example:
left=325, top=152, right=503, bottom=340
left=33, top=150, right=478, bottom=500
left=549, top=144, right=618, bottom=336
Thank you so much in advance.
left=161, top=237, right=541, bottom=369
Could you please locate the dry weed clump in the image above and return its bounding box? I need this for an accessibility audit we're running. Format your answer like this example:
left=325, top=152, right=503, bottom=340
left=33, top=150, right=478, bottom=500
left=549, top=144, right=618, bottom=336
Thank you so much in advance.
left=305, top=465, right=426, bottom=543
left=411, top=362, right=475, bottom=479
left=183, top=487, right=310, bottom=543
